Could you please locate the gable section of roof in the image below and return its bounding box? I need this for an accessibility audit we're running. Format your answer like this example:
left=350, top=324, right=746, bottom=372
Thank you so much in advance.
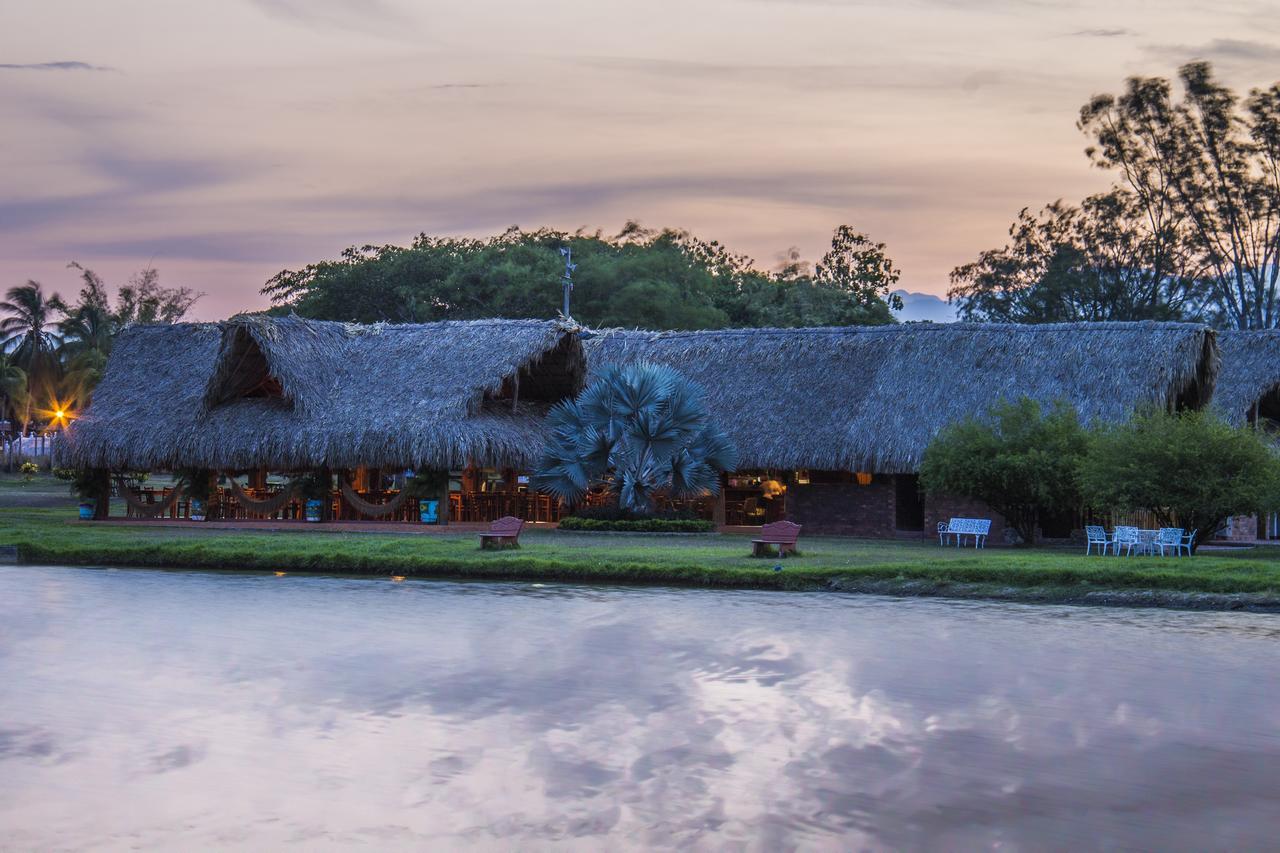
left=1213, top=330, right=1280, bottom=425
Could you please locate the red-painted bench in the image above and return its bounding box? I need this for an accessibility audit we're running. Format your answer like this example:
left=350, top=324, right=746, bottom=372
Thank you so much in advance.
left=479, top=516, right=525, bottom=549
left=751, top=520, right=802, bottom=558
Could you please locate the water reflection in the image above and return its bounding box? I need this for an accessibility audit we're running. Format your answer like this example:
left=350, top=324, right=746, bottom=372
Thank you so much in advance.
left=2, top=566, right=1279, bottom=849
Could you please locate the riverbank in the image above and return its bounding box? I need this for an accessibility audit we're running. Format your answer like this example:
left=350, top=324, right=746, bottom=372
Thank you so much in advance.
left=5, top=492, right=1280, bottom=609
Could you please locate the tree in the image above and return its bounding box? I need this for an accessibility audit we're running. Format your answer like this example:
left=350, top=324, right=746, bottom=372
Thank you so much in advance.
left=949, top=191, right=1206, bottom=323
left=113, top=267, right=201, bottom=325
left=0, top=352, right=27, bottom=428
left=1079, top=62, right=1280, bottom=329
left=919, top=397, right=1089, bottom=545
left=815, top=225, right=904, bottom=312
left=0, top=282, right=62, bottom=426
left=533, top=362, right=738, bottom=515
left=263, top=223, right=902, bottom=330
left=1080, top=408, right=1280, bottom=552
left=51, top=263, right=200, bottom=409
left=55, top=264, right=117, bottom=409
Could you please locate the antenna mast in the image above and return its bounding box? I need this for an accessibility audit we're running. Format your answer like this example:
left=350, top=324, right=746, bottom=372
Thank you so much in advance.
left=559, top=246, right=577, bottom=319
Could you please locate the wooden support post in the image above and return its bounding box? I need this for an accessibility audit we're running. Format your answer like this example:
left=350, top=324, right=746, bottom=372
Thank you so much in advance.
left=92, top=468, right=111, bottom=520
left=713, top=471, right=727, bottom=528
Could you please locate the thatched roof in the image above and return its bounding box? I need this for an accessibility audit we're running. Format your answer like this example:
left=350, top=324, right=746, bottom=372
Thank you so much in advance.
left=60, top=315, right=585, bottom=471
left=585, top=321, right=1218, bottom=473
left=1212, top=330, right=1280, bottom=425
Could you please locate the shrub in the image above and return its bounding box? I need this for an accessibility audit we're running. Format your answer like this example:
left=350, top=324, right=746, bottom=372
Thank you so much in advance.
left=557, top=516, right=715, bottom=533
left=534, top=362, right=737, bottom=515
left=568, top=503, right=700, bottom=522
left=919, top=397, right=1089, bottom=545
left=1080, top=408, right=1280, bottom=552
left=18, top=461, right=39, bottom=482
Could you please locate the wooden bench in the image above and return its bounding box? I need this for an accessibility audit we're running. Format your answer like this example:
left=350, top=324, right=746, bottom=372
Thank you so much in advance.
left=751, top=520, right=802, bottom=558
left=479, top=516, right=525, bottom=549
left=939, top=517, right=991, bottom=548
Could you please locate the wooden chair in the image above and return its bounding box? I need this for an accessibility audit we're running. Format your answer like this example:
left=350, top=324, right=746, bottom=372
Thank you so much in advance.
left=479, top=516, right=525, bottom=549
left=742, top=497, right=766, bottom=524
left=751, top=520, right=802, bottom=558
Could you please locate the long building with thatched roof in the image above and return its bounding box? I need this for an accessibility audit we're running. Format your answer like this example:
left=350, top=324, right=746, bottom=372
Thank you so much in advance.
left=586, top=321, right=1219, bottom=539
left=63, top=315, right=1221, bottom=538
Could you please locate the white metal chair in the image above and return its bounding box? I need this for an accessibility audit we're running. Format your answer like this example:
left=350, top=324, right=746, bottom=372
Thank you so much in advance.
left=1112, top=526, right=1140, bottom=556
left=1177, top=529, right=1196, bottom=557
left=937, top=521, right=952, bottom=546
left=1154, top=527, right=1183, bottom=557
left=1084, top=525, right=1112, bottom=555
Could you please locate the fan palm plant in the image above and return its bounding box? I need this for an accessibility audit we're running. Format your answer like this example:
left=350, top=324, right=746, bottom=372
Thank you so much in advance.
left=534, top=362, right=738, bottom=515
left=1, top=281, right=62, bottom=424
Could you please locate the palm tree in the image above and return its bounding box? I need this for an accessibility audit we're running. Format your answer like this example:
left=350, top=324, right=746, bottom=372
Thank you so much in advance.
left=57, top=295, right=115, bottom=409
left=0, top=351, right=27, bottom=431
left=0, top=281, right=63, bottom=427
left=533, top=362, right=738, bottom=514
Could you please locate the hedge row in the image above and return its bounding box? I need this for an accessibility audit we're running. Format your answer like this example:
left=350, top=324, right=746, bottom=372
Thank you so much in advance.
left=557, top=516, right=716, bottom=533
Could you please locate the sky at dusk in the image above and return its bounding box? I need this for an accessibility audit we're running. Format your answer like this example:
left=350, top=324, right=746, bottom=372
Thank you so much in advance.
left=3, top=0, right=1280, bottom=320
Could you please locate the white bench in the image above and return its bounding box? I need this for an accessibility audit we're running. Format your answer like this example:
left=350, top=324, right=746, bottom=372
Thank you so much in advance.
left=937, top=517, right=991, bottom=548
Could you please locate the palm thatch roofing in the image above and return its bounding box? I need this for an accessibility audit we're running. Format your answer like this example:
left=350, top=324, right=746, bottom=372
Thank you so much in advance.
left=1209, top=330, right=1280, bottom=426
left=60, top=315, right=585, bottom=471
left=585, top=321, right=1218, bottom=473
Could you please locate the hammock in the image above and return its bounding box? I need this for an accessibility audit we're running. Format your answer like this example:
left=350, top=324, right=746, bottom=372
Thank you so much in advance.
left=340, top=480, right=412, bottom=518
left=227, top=478, right=298, bottom=516
left=118, top=481, right=185, bottom=518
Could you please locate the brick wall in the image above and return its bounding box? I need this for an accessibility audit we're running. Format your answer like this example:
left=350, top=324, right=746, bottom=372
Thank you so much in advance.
left=1221, top=514, right=1258, bottom=543
left=786, top=480, right=897, bottom=537
left=787, top=481, right=1072, bottom=545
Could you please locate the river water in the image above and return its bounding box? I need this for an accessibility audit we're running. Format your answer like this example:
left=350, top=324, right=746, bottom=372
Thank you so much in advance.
left=1, top=566, right=1279, bottom=850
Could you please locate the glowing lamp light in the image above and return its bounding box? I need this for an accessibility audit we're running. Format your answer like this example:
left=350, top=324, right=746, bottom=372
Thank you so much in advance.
left=391, top=575, right=406, bottom=582
left=274, top=571, right=287, bottom=577
left=39, top=398, right=75, bottom=429
left=855, top=472, right=873, bottom=486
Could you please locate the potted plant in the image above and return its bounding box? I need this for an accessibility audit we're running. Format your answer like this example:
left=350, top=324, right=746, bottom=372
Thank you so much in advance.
left=406, top=469, right=448, bottom=525
left=297, top=469, right=332, bottom=523
left=55, top=467, right=111, bottom=520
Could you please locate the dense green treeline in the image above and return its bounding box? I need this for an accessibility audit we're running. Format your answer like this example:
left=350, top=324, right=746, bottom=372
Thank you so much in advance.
left=262, top=222, right=902, bottom=329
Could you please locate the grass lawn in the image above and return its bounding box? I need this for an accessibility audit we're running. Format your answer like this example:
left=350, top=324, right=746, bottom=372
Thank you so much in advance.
left=4, top=474, right=1280, bottom=602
